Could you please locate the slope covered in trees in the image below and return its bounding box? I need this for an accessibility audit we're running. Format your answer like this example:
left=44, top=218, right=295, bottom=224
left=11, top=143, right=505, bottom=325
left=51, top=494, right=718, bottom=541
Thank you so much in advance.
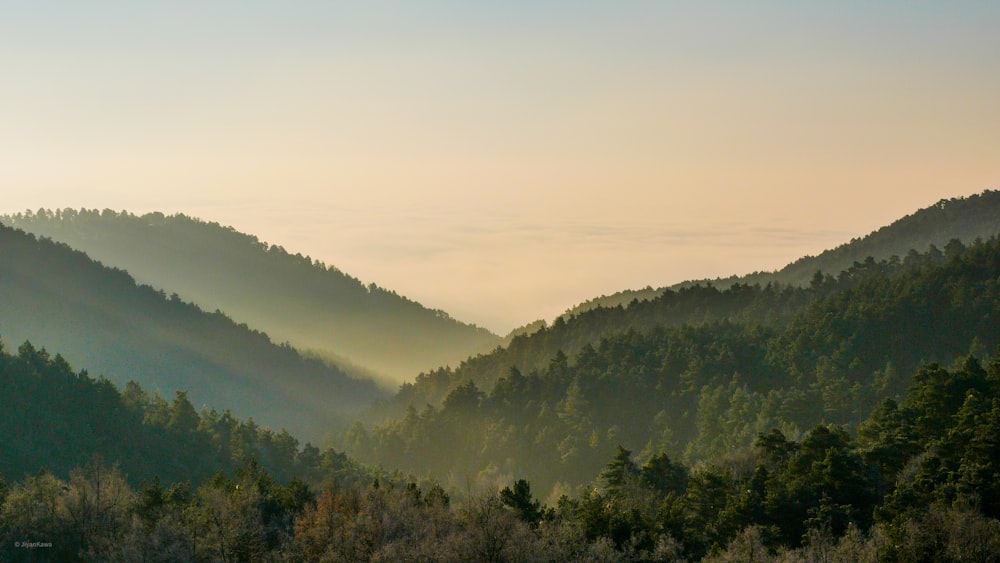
left=564, top=190, right=1000, bottom=316
left=350, top=237, right=1000, bottom=497
left=0, top=337, right=365, bottom=487
left=541, top=353, right=1000, bottom=561
left=0, top=224, right=386, bottom=441
left=373, top=236, right=963, bottom=421
left=1, top=209, right=500, bottom=383
left=380, top=282, right=807, bottom=418
left=0, top=338, right=383, bottom=561
left=3, top=344, right=999, bottom=561
left=2, top=210, right=1000, bottom=561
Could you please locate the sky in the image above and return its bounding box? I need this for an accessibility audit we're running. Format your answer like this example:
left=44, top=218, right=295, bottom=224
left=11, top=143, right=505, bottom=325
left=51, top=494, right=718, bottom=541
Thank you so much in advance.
left=2, top=1, right=998, bottom=333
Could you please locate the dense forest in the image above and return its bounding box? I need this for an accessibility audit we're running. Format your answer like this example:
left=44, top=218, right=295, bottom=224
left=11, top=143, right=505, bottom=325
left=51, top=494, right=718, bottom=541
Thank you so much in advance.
left=2, top=338, right=999, bottom=561
left=351, top=236, right=1000, bottom=497
left=0, top=223, right=386, bottom=442
left=0, top=339, right=368, bottom=487
left=3, top=193, right=1000, bottom=560
left=566, top=190, right=1000, bottom=316
left=1, top=209, right=500, bottom=383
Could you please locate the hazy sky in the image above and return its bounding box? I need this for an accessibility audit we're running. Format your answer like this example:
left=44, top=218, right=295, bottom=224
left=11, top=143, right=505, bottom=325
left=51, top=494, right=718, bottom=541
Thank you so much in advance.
left=2, top=2, right=998, bottom=333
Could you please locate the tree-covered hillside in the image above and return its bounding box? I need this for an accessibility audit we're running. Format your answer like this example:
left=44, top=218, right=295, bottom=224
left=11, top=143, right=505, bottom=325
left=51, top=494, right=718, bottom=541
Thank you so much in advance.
left=564, top=190, right=1000, bottom=316
left=349, top=237, right=1000, bottom=497
left=2, top=218, right=1000, bottom=562
left=0, top=338, right=384, bottom=561
left=0, top=224, right=386, bottom=442
left=0, top=337, right=366, bottom=487
left=539, top=354, right=1000, bottom=561
left=373, top=237, right=962, bottom=421
left=1, top=209, right=500, bottom=383
left=377, top=282, right=808, bottom=421
left=3, top=340, right=999, bottom=561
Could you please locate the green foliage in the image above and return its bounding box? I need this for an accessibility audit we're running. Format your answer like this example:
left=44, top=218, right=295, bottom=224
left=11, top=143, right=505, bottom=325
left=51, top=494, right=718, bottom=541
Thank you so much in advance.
left=0, top=337, right=370, bottom=490
left=499, top=479, right=543, bottom=527
left=600, top=446, right=639, bottom=497
left=641, top=452, right=689, bottom=498
left=1, top=352, right=999, bottom=560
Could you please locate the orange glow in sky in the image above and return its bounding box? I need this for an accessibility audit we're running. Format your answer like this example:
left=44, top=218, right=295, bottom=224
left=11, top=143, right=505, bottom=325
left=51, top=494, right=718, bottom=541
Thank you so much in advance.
left=2, top=2, right=998, bottom=332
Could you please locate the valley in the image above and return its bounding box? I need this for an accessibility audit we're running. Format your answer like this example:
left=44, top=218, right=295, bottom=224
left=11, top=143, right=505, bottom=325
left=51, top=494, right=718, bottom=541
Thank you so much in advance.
left=2, top=192, right=999, bottom=560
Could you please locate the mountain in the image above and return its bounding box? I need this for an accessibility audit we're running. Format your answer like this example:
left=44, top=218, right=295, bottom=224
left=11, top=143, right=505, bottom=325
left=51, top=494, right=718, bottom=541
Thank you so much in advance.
left=0, top=224, right=387, bottom=442
left=371, top=244, right=949, bottom=422
left=349, top=235, right=1000, bottom=496
left=3, top=212, right=1000, bottom=563
left=563, top=190, right=1000, bottom=317
left=396, top=189, right=999, bottom=414
left=1, top=209, right=501, bottom=384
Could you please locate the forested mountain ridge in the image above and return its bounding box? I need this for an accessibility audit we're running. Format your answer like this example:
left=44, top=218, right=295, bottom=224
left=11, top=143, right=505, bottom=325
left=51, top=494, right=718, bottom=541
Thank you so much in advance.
left=0, top=223, right=386, bottom=442
left=1, top=209, right=500, bottom=383
left=377, top=190, right=1000, bottom=420
left=372, top=238, right=956, bottom=421
left=564, top=189, right=1000, bottom=316
left=378, top=282, right=808, bottom=421
left=2, top=221, right=1000, bottom=562
left=349, top=237, right=1000, bottom=498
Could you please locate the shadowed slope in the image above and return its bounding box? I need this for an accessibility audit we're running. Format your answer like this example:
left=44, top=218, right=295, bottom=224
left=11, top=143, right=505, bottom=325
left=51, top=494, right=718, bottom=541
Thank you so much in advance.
left=2, top=209, right=501, bottom=384
left=0, top=224, right=387, bottom=442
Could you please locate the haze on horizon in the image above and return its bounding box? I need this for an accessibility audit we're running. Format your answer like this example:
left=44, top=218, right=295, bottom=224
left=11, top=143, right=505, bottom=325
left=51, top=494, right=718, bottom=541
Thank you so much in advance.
left=2, top=2, right=998, bottom=333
